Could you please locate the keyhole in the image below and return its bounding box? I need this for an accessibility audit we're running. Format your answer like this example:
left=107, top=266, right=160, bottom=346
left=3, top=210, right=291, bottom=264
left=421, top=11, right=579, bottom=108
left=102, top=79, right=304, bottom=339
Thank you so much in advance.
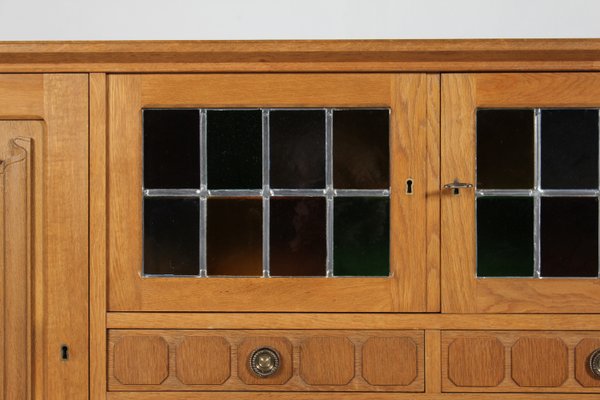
left=61, top=345, right=69, bottom=361
left=406, top=178, right=414, bottom=195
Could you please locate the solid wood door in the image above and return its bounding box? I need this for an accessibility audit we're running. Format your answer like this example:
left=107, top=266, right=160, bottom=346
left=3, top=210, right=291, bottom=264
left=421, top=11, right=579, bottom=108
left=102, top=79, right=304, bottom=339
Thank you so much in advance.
left=0, top=75, right=88, bottom=399
left=442, top=73, right=600, bottom=313
left=107, top=73, right=433, bottom=312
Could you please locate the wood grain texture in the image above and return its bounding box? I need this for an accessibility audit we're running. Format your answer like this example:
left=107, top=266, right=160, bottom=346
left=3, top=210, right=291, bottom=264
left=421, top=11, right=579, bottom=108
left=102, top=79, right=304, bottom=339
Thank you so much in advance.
left=425, top=330, right=441, bottom=394
left=575, top=338, right=600, bottom=387
left=89, top=72, right=107, bottom=400
left=108, top=330, right=424, bottom=392
left=108, top=73, right=427, bottom=312
left=176, top=336, right=231, bottom=385
left=113, top=336, right=169, bottom=385
left=442, top=331, right=600, bottom=393
left=426, top=74, right=441, bottom=312
left=441, top=72, right=600, bottom=313
left=362, top=337, right=417, bottom=386
left=237, top=337, right=292, bottom=385
left=0, top=133, right=32, bottom=400
left=107, top=312, right=600, bottom=331
left=43, top=74, right=89, bottom=400
left=447, top=337, right=504, bottom=387
left=0, top=75, right=43, bottom=117
left=4, top=40, right=600, bottom=73
left=300, top=337, right=355, bottom=386
left=106, top=393, right=600, bottom=400
left=512, top=337, right=568, bottom=387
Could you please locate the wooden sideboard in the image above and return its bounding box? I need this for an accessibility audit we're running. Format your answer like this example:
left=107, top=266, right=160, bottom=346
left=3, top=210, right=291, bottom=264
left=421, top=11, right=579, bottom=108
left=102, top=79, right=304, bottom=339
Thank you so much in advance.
left=3, top=40, right=600, bottom=400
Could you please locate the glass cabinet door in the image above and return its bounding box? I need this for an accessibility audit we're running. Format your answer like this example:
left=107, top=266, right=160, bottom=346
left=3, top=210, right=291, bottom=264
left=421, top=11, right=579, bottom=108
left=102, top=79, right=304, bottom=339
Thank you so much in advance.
left=442, top=73, right=600, bottom=313
left=108, top=74, right=429, bottom=312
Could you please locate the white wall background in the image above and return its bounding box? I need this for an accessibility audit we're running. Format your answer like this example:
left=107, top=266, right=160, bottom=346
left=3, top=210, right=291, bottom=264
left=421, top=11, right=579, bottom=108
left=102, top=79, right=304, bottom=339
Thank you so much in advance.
left=0, top=0, right=599, bottom=40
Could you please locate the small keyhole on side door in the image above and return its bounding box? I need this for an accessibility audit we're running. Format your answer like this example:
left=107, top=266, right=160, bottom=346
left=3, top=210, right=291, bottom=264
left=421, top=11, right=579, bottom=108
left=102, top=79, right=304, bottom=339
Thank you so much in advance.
left=406, top=178, right=414, bottom=195
left=61, top=345, right=69, bottom=361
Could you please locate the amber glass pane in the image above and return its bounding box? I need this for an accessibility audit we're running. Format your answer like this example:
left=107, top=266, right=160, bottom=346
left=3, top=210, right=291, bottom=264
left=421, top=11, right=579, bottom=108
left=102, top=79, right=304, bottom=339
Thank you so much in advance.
left=270, top=110, right=326, bottom=189
left=144, top=197, right=199, bottom=275
left=270, top=197, right=326, bottom=276
left=333, top=197, right=389, bottom=276
left=143, top=109, right=200, bottom=189
left=333, top=110, right=389, bottom=189
left=207, top=198, right=262, bottom=276
left=477, top=197, right=534, bottom=277
left=207, top=110, right=262, bottom=189
left=541, top=197, right=598, bottom=277
left=476, top=109, right=534, bottom=189
left=541, top=109, right=599, bottom=189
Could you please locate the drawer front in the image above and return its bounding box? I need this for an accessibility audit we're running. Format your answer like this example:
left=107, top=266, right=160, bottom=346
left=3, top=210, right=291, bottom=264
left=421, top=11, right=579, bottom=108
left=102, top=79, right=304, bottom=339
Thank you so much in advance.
left=108, top=330, right=424, bottom=392
left=442, top=331, right=600, bottom=393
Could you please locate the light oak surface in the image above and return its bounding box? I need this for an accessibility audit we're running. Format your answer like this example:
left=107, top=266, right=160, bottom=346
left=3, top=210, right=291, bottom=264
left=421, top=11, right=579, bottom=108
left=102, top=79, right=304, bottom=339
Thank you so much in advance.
left=108, top=330, right=424, bottom=392
left=442, top=331, right=600, bottom=393
left=107, top=73, right=428, bottom=312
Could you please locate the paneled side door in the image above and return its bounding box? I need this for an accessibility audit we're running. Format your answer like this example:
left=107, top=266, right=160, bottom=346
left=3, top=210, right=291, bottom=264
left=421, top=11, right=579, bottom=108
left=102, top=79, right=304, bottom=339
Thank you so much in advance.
left=442, top=73, right=600, bottom=313
left=0, top=75, right=88, bottom=400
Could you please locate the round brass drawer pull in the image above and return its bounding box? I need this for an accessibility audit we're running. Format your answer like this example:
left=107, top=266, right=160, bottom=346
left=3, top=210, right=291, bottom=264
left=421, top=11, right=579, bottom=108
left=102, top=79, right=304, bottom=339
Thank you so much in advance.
left=589, top=349, right=600, bottom=378
left=249, top=347, right=280, bottom=378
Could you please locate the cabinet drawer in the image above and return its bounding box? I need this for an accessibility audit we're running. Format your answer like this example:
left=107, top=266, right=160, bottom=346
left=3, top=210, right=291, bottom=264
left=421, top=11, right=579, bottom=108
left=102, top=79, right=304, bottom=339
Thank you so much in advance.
left=442, top=331, right=600, bottom=393
left=108, top=330, right=424, bottom=392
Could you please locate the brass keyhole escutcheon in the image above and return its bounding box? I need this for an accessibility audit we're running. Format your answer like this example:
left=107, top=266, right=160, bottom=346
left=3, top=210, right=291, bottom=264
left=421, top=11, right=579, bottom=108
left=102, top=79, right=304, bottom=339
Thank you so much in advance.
left=589, top=348, right=600, bottom=378
left=249, top=347, right=280, bottom=378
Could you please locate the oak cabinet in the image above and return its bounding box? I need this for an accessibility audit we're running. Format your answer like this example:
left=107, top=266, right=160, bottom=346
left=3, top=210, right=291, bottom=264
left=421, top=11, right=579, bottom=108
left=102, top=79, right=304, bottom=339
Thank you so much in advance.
left=2, top=41, right=600, bottom=400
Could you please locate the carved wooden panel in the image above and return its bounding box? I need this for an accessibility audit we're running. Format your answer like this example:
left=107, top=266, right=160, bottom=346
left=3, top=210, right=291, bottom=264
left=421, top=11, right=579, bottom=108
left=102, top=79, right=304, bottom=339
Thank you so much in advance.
left=575, top=338, right=600, bottom=387
left=0, top=121, right=42, bottom=400
left=362, top=336, right=418, bottom=386
left=299, top=337, right=355, bottom=385
left=113, top=336, right=169, bottom=385
left=512, top=337, right=568, bottom=387
left=443, top=331, right=600, bottom=393
left=447, top=337, right=504, bottom=387
left=176, top=336, right=230, bottom=385
left=108, top=330, right=424, bottom=392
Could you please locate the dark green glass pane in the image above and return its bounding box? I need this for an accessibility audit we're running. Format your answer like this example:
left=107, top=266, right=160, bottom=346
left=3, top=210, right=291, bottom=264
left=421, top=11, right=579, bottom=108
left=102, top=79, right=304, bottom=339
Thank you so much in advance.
left=207, top=198, right=262, bottom=276
left=333, top=197, right=389, bottom=276
left=333, top=110, right=389, bottom=189
left=476, top=197, right=533, bottom=277
left=143, top=197, right=199, bottom=275
left=270, top=110, right=326, bottom=189
left=476, top=109, right=534, bottom=189
left=541, top=109, right=599, bottom=189
left=270, top=197, right=326, bottom=276
left=207, top=110, right=262, bottom=189
left=541, top=197, right=598, bottom=277
left=143, top=109, right=200, bottom=189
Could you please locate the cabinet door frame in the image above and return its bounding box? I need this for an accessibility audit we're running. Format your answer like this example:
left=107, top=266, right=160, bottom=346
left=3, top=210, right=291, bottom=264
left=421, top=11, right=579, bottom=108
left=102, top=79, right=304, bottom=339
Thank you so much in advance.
left=441, top=72, right=600, bottom=313
left=107, top=73, right=430, bottom=312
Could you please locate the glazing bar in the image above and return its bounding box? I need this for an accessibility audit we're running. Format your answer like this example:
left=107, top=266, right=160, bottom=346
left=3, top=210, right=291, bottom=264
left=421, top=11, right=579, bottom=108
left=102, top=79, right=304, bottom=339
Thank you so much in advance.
left=326, top=109, right=334, bottom=277
left=335, top=189, right=390, bottom=197
left=199, top=110, right=208, bottom=277
left=262, top=110, right=270, bottom=277
left=144, top=189, right=201, bottom=197
left=533, top=109, right=542, bottom=279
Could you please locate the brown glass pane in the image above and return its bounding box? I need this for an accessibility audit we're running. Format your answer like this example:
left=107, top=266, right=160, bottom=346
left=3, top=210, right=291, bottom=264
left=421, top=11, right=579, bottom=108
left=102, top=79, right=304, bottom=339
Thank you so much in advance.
left=270, top=110, right=326, bottom=189
left=144, top=197, right=199, bottom=275
left=207, top=198, right=262, bottom=276
left=207, top=110, right=262, bottom=189
left=333, top=110, right=389, bottom=189
left=143, top=109, right=200, bottom=189
left=476, top=109, right=534, bottom=189
left=541, top=109, right=599, bottom=189
left=270, top=197, right=326, bottom=276
left=541, top=197, right=598, bottom=277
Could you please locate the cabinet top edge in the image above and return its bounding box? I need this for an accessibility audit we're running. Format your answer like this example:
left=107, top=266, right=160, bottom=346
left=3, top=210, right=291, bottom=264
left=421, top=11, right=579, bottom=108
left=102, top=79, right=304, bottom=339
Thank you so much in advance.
left=2, top=39, right=600, bottom=73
